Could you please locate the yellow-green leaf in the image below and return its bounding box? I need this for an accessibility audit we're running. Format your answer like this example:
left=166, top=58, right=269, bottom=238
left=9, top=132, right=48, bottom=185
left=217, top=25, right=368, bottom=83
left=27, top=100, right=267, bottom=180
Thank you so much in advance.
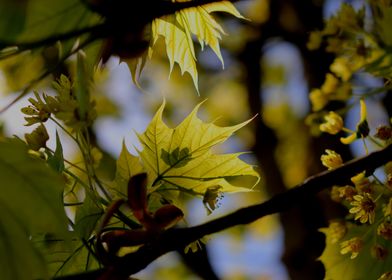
left=152, top=15, right=198, bottom=90
left=112, top=141, right=145, bottom=197
left=137, top=101, right=259, bottom=196
left=150, top=1, right=244, bottom=91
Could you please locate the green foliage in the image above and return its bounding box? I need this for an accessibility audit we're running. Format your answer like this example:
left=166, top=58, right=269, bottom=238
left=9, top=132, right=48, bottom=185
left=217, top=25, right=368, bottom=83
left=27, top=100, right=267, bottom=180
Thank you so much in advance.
left=0, top=140, right=69, bottom=279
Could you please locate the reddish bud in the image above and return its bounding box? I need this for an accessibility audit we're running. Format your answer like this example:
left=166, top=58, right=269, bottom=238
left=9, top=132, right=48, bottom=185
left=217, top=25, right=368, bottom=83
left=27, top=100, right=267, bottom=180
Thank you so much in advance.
left=151, top=205, right=184, bottom=230
left=127, top=173, right=148, bottom=222
left=101, top=229, right=152, bottom=252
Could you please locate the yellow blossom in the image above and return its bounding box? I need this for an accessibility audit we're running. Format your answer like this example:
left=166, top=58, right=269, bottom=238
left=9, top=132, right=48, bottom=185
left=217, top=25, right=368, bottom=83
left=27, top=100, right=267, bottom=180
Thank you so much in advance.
left=388, top=174, right=392, bottom=189
left=351, top=171, right=371, bottom=192
left=378, top=272, right=392, bottom=280
left=341, top=99, right=369, bottom=144
left=24, top=124, right=49, bottom=151
left=321, top=149, right=343, bottom=170
left=340, top=133, right=357, bottom=144
left=320, top=111, right=343, bottom=134
left=21, top=91, right=51, bottom=126
left=330, top=185, right=357, bottom=202
left=349, top=193, right=376, bottom=224
left=310, top=88, right=328, bottom=111
left=339, top=186, right=357, bottom=202
left=386, top=162, right=392, bottom=177
left=330, top=186, right=343, bottom=202
left=321, top=73, right=340, bottom=94
left=351, top=171, right=366, bottom=184
left=340, top=237, right=363, bottom=259
left=377, top=221, right=392, bottom=241
left=331, top=57, right=352, bottom=81
left=335, top=82, right=352, bottom=100
left=328, top=221, right=347, bottom=244
left=384, top=197, right=392, bottom=217
left=386, top=166, right=392, bottom=190
left=203, top=186, right=223, bottom=215
left=307, top=31, right=323, bottom=50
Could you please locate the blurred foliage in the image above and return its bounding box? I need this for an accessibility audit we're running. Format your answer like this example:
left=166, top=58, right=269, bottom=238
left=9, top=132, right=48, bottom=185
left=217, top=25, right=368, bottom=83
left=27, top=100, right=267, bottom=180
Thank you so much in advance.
left=0, top=140, right=69, bottom=280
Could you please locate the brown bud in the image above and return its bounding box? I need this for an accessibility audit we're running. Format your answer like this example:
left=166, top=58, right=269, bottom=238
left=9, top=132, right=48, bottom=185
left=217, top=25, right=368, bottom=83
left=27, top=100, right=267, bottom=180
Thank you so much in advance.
left=101, top=229, right=152, bottom=252
left=371, top=244, right=388, bottom=261
left=127, top=173, right=148, bottom=222
left=375, top=126, right=392, bottom=141
left=151, top=204, right=184, bottom=230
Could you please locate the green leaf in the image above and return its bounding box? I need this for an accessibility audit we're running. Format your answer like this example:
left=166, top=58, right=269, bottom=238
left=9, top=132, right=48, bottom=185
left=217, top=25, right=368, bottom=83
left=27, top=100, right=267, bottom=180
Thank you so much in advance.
left=150, top=1, right=244, bottom=91
left=0, top=139, right=69, bottom=280
left=138, top=101, right=259, bottom=195
left=320, top=223, right=392, bottom=280
left=1, top=0, right=99, bottom=43
left=74, top=195, right=103, bottom=240
left=112, top=141, right=145, bottom=197
left=377, top=7, right=392, bottom=46
left=0, top=1, right=27, bottom=42
left=75, top=52, right=91, bottom=122
left=34, top=234, right=99, bottom=277
left=47, top=131, right=65, bottom=173
left=0, top=204, right=47, bottom=280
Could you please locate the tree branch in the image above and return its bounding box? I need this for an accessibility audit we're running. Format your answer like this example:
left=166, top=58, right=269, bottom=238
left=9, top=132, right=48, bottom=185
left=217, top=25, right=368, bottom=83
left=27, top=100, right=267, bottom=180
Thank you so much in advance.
left=55, top=144, right=392, bottom=279
left=0, top=24, right=105, bottom=55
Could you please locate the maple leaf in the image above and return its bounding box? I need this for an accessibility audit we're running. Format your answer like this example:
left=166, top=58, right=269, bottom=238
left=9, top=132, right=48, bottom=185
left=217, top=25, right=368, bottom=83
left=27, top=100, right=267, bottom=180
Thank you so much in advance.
left=149, top=1, right=245, bottom=91
left=112, top=141, right=145, bottom=197
left=137, top=101, right=259, bottom=197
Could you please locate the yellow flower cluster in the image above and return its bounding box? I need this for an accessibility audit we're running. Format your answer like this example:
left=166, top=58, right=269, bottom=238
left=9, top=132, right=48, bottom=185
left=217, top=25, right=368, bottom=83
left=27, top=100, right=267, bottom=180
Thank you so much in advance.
left=24, top=124, right=49, bottom=151
left=377, top=221, right=392, bottom=241
left=319, top=112, right=343, bottom=134
left=340, top=237, right=363, bottom=259
left=317, top=100, right=369, bottom=145
left=351, top=171, right=371, bottom=193
left=321, top=149, right=343, bottom=170
left=21, top=91, right=51, bottom=126
left=21, top=75, right=97, bottom=131
left=326, top=221, right=347, bottom=244
left=309, top=72, right=351, bottom=111
left=349, top=193, right=376, bottom=224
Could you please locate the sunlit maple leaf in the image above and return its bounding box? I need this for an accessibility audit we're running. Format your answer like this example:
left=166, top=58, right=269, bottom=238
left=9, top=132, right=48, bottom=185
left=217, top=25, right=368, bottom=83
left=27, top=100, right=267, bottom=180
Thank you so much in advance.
left=112, top=141, right=145, bottom=197
left=137, top=100, right=259, bottom=197
left=149, top=1, right=245, bottom=91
